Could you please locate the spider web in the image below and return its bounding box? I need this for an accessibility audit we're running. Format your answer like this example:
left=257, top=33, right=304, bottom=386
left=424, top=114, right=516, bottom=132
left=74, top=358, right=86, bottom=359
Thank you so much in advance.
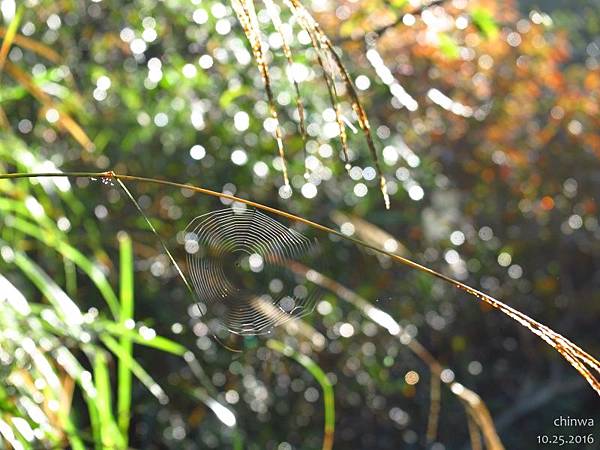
left=183, top=207, right=321, bottom=335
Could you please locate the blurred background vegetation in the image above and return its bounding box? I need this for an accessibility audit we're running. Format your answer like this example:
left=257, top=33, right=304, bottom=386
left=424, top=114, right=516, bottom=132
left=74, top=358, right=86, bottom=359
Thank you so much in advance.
left=0, top=0, right=599, bottom=448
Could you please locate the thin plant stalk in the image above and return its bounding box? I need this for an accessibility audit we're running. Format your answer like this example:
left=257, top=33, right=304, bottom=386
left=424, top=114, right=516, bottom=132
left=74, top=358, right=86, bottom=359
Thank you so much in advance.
left=3, top=62, right=94, bottom=151
left=1, top=171, right=599, bottom=397
left=0, top=6, right=23, bottom=130
left=267, top=339, right=334, bottom=450
left=284, top=0, right=351, bottom=170
left=232, top=0, right=290, bottom=188
left=288, top=261, right=503, bottom=449
left=117, top=232, right=134, bottom=445
left=262, top=0, right=309, bottom=173
left=0, top=5, right=23, bottom=73
left=283, top=0, right=390, bottom=208
left=0, top=27, right=62, bottom=63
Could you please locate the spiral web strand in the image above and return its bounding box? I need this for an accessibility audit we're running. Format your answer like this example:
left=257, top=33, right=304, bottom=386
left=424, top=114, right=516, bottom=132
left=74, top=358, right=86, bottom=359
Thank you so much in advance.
left=183, top=208, right=320, bottom=335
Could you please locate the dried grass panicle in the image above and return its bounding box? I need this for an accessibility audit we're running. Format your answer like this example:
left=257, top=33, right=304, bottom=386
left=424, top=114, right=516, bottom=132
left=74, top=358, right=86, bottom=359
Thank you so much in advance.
left=262, top=0, right=309, bottom=171
left=283, top=0, right=350, bottom=167
left=284, top=0, right=390, bottom=208
left=232, top=0, right=290, bottom=187
left=235, top=0, right=390, bottom=207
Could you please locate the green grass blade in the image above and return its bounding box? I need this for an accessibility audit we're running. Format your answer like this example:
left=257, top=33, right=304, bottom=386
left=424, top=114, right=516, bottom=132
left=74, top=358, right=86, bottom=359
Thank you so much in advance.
left=5, top=244, right=83, bottom=325
left=98, top=321, right=187, bottom=355
left=5, top=215, right=120, bottom=318
left=86, top=387, right=102, bottom=450
left=189, top=387, right=237, bottom=427
left=101, top=335, right=169, bottom=405
left=0, top=417, right=25, bottom=450
left=267, top=340, right=335, bottom=450
left=233, top=430, right=244, bottom=450
left=92, top=351, right=124, bottom=450
left=61, top=408, right=86, bottom=450
left=63, top=257, right=77, bottom=298
left=117, top=231, right=134, bottom=444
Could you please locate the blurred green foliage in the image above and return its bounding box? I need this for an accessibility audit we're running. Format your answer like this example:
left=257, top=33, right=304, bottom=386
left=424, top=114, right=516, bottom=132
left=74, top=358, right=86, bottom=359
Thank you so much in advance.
left=1, top=0, right=599, bottom=449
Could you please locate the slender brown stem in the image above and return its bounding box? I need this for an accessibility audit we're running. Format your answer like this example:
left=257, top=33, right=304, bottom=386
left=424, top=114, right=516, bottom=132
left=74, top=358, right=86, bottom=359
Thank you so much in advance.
left=1, top=170, right=599, bottom=396
left=287, top=261, right=503, bottom=448
left=232, top=0, right=290, bottom=188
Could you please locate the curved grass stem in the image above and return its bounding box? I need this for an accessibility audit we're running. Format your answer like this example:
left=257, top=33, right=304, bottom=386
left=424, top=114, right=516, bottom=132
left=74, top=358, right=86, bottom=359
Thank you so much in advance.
left=1, top=170, right=599, bottom=396
left=267, top=339, right=334, bottom=450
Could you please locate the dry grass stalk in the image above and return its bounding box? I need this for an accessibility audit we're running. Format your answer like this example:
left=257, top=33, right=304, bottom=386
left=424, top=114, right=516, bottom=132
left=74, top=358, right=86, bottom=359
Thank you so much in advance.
left=282, top=0, right=351, bottom=169
left=232, top=0, right=290, bottom=188
left=288, top=261, right=504, bottom=448
left=232, top=0, right=390, bottom=207
left=331, top=211, right=409, bottom=257
left=262, top=0, right=310, bottom=172
left=0, top=8, right=21, bottom=73
left=283, top=0, right=390, bottom=208
left=329, top=211, right=600, bottom=396
left=0, top=106, right=8, bottom=129
left=458, top=385, right=504, bottom=449
left=283, top=318, right=327, bottom=351
left=0, top=27, right=62, bottom=64
left=329, top=212, right=600, bottom=428
left=4, top=171, right=599, bottom=398
left=426, top=374, right=441, bottom=443
left=465, top=410, right=484, bottom=450
left=4, top=62, right=94, bottom=151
